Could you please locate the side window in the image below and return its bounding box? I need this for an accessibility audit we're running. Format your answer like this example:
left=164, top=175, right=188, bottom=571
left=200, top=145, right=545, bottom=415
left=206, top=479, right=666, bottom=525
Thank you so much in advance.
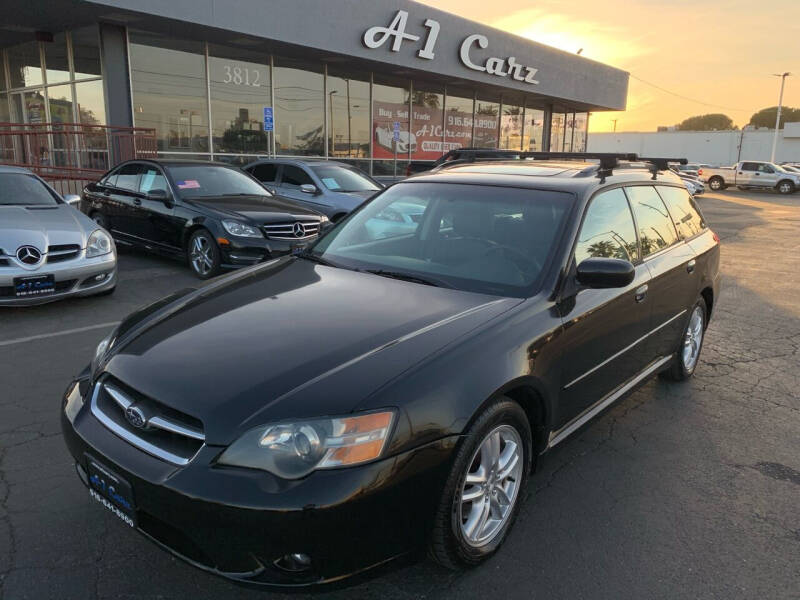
left=656, top=186, right=706, bottom=240
left=250, top=163, right=278, bottom=183
left=114, top=163, right=142, bottom=192
left=626, top=185, right=680, bottom=258
left=740, top=162, right=757, bottom=171
left=281, top=165, right=313, bottom=188
left=575, top=188, right=639, bottom=264
left=101, top=169, right=119, bottom=188
left=758, top=164, right=774, bottom=174
left=138, top=166, right=168, bottom=195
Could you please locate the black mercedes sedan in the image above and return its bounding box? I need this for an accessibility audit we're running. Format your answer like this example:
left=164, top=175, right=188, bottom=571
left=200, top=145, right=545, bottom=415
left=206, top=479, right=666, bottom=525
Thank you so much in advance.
left=61, top=154, right=720, bottom=588
left=80, top=160, right=328, bottom=278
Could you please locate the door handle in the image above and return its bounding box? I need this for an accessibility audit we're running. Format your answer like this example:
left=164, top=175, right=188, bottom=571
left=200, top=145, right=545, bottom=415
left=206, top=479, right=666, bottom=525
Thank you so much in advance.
left=634, top=284, right=648, bottom=303
left=686, top=259, right=696, bottom=274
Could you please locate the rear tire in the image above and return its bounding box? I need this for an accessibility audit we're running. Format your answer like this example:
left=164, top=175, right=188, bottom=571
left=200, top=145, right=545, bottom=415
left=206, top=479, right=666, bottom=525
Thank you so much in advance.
left=661, top=298, right=707, bottom=381
left=429, top=398, right=531, bottom=570
left=777, top=180, right=795, bottom=195
left=708, top=177, right=724, bottom=191
left=187, top=229, right=221, bottom=279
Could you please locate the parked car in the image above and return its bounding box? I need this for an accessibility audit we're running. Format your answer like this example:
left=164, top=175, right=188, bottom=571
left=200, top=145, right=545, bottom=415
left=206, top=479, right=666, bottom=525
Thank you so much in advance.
left=243, top=159, right=383, bottom=222
left=406, top=147, right=523, bottom=177
left=669, top=167, right=705, bottom=195
left=0, top=166, right=116, bottom=306
left=671, top=163, right=713, bottom=177
left=698, top=161, right=800, bottom=194
left=81, top=160, right=328, bottom=279
left=780, top=164, right=800, bottom=174
left=61, top=154, right=720, bottom=589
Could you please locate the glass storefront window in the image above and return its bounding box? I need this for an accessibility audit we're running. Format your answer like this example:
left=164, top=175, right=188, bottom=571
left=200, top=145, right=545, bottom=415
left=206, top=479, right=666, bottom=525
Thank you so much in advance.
left=327, top=71, right=370, bottom=159
left=563, top=113, right=576, bottom=152
left=75, top=79, right=106, bottom=125
left=22, top=90, right=46, bottom=124
left=208, top=45, right=271, bottom=155
left=0, top=61, right=6, bottom=92
left=47, top=84, right=74, bottom=123
left=0, top=94, right=9, bottom=122
left=550, top=113, right=567, bottom=152
left=7, top=42, right=43, bottom=88
left=273, top=57, right=324, bottom=156
left=130, top=33, right=209, bottom=153
left=372, top=79, right=410, bottom=160
left=523, top=106, right=544, bottom=151
left=474, top=97, right=499, bottom=148
left=43, top=34, right=71, bottom=84
left=572, top=113, right=588, bottom=152
left=444, top=91, right=473, bottom=151
left=71, top=27, right=102, bottom=80
left=411, top=86, right=443, bottom=161
left=499, top=102, right=523, bottom=150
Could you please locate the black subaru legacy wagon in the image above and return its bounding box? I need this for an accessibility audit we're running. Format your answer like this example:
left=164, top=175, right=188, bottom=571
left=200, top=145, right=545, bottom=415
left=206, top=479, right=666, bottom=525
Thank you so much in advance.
left=61, top=153, right=720, bottom=588
left=80, top=159, right=328, bottom=279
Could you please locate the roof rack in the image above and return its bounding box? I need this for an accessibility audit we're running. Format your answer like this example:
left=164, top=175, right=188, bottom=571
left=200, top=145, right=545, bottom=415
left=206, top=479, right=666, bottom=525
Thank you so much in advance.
left=438, top=150, right=688, bottom=183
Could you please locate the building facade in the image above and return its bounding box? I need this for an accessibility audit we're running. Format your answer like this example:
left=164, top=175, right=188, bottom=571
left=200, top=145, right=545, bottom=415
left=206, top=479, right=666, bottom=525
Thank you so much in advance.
left=0, top=0, right=629, bottom=175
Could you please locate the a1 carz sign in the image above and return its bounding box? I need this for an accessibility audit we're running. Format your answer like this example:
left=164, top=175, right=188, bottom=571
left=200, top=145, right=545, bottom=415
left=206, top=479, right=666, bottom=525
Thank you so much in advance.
left=363, top=10, right=540, bottom=86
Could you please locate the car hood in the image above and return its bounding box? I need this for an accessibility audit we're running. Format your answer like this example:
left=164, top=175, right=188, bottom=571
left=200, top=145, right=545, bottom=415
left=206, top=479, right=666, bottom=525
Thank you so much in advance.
left=103, top=258, right=518, bottom=444
left=326, top=189, right=376, bottom=210
left=188, top=195, right=323, bottom=223
left=0, top=204, right=93, bottom=253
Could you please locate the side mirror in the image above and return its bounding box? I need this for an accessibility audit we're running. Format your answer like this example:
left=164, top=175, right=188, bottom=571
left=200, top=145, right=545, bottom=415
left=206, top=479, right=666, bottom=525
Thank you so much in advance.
left=300, top=184, right=318, bottom=195
left=64, top=194, right=81, bottom=206
left=146, top=189, right=173, bottom=206
left=576, top=257, right=635, bottom=289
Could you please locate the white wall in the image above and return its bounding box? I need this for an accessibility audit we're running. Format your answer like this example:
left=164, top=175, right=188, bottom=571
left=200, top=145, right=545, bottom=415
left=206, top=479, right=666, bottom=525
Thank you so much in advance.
left=587, top=126, right=800, bottom=165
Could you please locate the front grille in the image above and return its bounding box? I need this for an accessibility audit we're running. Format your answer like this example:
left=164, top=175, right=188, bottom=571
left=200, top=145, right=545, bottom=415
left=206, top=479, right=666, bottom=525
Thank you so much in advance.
left=90, top=376, right=205, bottom=466
left=47, top=244, right=81, bottom=263
left=0, top=248, right=9, bottom=267
left=262, top=219, right=320, bottom=241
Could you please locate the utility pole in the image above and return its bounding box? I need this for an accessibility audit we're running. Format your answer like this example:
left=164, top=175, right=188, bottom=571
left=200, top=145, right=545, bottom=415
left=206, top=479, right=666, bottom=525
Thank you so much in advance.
left=770, top=72, right=791, bottom=163
left=611, top=119, right=618, bottom=133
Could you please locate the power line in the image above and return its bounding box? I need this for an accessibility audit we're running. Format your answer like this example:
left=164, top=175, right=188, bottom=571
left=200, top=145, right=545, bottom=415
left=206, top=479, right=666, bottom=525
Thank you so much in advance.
left=629, top=74, right=752, bottom=113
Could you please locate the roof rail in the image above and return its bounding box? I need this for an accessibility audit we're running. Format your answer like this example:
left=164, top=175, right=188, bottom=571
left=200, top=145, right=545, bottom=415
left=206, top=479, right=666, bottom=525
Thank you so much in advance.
left=437, top=150, right=689, bottom=183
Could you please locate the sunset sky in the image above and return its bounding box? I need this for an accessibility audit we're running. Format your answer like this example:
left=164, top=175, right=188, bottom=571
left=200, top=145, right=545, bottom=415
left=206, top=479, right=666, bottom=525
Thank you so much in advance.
left=419, top=0, right=800, bottom=132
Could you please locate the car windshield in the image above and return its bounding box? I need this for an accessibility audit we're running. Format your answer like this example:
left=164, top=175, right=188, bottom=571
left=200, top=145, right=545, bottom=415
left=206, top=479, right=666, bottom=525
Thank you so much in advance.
left=310, top=182, right=573, bottom=297
left=310, top=165, right=381, bottom=192
left=166, top=165, right=270, bottom=199
left=0, top=174, right=59, bottom=206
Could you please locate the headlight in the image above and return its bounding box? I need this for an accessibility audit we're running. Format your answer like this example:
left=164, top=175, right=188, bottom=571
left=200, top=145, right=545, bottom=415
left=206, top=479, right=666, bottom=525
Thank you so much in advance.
left=90, top=333, right=112, bottom=374
left=319, top=215, right=330, bottom=223
left=222, top=220, right=263, bottom=238
left=217, top=410, right=395, bottom=479
left=86, top=229, right=113, bottom=257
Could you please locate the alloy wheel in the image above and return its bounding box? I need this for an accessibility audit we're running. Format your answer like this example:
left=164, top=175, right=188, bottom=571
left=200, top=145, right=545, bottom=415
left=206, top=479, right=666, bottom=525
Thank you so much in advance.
left=778, top=182, right=793, bottom=194
left=190, top=235, right=214, bottom=276
left=459, top=424, right=523, bottom=547
left=682, top=305, right=704, bottom=371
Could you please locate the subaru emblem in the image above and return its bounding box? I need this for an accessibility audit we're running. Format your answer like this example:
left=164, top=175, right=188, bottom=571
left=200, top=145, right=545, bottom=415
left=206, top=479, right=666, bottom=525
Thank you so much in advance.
left=124, top=405, right=147, bottom=429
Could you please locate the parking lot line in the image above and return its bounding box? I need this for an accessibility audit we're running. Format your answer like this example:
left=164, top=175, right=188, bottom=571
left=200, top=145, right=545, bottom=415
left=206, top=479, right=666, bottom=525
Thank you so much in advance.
left=0, top=321, right=120, bottom=347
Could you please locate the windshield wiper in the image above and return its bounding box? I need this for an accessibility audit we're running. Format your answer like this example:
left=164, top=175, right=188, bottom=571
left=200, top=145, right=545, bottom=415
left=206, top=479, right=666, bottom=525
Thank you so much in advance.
left=296, top=250, right=340, bottom=268
left=362, top=269, right=452, bottom=288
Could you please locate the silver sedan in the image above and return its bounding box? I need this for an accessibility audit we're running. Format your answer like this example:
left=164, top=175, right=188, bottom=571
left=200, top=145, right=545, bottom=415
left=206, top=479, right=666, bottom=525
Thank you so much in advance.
left=0, top=166, right=117, bottom=306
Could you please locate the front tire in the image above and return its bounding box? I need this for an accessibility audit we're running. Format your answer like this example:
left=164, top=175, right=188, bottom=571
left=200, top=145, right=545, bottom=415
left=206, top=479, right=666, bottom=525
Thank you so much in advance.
left=708, top=177, right=724, bottom=191
left=661, top=298, right=707, bottom=381
left=777, top=180, right=795, bottom=195
left=187, top=229, right=221, bottom=279
left=429, top=398, right=531, bottom=570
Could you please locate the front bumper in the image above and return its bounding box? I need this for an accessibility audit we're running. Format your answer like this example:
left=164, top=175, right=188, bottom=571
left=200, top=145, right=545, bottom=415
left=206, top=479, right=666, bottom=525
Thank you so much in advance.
left=0, top=252, right=116, bottom=306
left=61, top=376, right=456, bottom=588
left=219, top=236, right=314, bottom=270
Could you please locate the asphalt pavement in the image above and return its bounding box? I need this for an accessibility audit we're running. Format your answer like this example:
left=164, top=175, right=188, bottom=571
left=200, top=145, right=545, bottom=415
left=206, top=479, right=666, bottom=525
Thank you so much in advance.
left=1, top=189, right=799, bottom=599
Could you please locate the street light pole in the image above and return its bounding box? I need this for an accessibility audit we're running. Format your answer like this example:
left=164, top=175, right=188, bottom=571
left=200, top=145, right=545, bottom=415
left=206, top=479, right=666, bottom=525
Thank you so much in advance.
left=770, top=72, right=791, bottom=163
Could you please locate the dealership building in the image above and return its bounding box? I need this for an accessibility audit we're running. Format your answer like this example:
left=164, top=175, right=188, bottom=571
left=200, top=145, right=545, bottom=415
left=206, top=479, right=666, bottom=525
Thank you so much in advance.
left=0, top=0, right=629, bottom=175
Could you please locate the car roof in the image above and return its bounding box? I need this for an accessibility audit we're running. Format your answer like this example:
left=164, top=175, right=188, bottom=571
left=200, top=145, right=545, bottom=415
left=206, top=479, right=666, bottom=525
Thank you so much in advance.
left=242, top=158, right=354, bottom=168
left=0, top=165, right=33, bottom=174
left=407, top=160, right=685, bottom=195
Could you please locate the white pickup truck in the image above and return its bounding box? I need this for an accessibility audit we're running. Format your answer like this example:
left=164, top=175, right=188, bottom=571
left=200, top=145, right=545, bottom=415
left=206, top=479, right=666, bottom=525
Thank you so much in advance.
left=699, top=161, right=800, bottom=195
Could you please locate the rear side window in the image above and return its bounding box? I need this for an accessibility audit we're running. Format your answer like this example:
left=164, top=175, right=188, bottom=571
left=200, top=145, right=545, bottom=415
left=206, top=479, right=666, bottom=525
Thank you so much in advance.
left=281, top=165, right=313, bottom=188
left=626, top=185, right=679, bottom=257
left=657, top=186, right=706, bottom=240
left=114, top=163, right=142, bottom=192
left=740, top=162, right=758, bottom=171
left=575, top=188, right=639, bottom=264
left=250, top=163, right=278, bottom=183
